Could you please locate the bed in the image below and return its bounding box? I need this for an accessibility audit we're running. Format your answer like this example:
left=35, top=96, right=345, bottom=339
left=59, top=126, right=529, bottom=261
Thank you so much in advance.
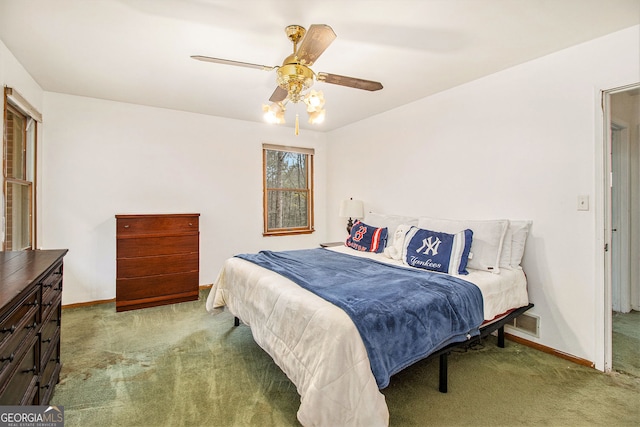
left=205, top=214, right=533, bottom=427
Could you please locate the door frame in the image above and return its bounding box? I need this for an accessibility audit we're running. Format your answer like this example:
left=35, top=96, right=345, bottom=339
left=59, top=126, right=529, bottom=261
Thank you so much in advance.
left=598, top=83, right=639, bottom=372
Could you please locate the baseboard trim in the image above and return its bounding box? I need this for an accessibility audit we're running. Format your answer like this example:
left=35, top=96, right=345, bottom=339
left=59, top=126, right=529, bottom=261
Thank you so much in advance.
left=62, top=298, right=115, bottom=309
left=505, top=332, right=595, bottom=368
left=62, top=284, right=213, bottom=310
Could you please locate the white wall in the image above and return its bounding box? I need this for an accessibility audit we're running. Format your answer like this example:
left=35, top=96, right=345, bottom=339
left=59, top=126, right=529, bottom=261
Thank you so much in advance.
left=326, top=26, right=640, bottom=368
left=41, top=93, right=329, bottom=304
left=0, top=41, right=43, bottom=112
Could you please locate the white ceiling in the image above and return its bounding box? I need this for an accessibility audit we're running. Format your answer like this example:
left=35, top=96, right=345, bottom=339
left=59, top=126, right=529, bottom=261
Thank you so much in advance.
left=1, top=0, right=638, bottom=132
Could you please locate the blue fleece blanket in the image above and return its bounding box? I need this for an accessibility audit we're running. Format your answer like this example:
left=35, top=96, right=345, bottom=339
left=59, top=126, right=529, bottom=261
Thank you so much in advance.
left=236, top=248, right=484, bottom=389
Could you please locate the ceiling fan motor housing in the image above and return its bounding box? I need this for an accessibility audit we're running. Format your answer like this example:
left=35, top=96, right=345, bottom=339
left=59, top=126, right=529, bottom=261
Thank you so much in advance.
left=277, top=63, right=314, bottom=102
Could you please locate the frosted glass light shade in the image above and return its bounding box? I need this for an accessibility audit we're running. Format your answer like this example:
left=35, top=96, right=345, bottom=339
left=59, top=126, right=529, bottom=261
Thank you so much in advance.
left=339, top=199, right=364, bottom=219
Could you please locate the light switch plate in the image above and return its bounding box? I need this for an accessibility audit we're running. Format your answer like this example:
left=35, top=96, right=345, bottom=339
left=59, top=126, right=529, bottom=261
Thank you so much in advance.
left=578, top=195, right=589, bottom=211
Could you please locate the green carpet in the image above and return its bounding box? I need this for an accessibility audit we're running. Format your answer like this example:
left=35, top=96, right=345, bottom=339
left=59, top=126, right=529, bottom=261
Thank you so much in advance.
left=52, top=290, right=640, bottom=426
left=612, top=310, right=640, bottom=378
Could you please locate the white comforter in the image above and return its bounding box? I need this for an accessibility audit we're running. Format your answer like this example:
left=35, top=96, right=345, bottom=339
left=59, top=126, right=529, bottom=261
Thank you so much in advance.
left=206, top=255, right=388, bottom=426
left=205, top=247, right=529, bottom=426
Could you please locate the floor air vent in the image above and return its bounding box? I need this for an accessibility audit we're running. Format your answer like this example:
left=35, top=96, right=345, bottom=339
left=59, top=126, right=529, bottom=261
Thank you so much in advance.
left=505, top=312, right=539, bottom=337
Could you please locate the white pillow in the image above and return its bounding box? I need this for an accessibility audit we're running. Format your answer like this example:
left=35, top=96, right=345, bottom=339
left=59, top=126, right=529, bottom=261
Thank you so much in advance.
left=499, top=220, right=533, bottom=269
left=509, top=220, right=532, bottom=268
left=417, top=217, right=509, bottom=274
left=364, top=212, right=418, bottom=246
left=499, top=224, right=513, bottom=269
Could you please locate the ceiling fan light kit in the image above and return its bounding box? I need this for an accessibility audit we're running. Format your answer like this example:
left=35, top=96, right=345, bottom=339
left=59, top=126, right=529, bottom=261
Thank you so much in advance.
left=304, top=89, right=325, bottom=124
left=192, top=24, right=383, bottom=134
left=262, top=102, right=286, bottom=124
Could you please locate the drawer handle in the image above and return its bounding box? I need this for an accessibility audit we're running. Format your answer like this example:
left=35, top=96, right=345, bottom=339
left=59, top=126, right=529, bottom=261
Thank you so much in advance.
left=123, top=225, right=130, bottom=229
left=23, top=365, right=37, bottom=374
left=42, top=338, right=52, bottom=344
left=44, top=302, right=54, bottom=307
left=188, top=223, right=193, bottom=226
left=53, top=271, right=63, bottom=276
left=1, top=325, right=17, bottom=334
left=41, top=383, right=51, bottom=390
left=26, top=322, right=38, bottom=330
left=1, top=353, right=15, bottom=363
left=26, top=301, right=39, bottom=306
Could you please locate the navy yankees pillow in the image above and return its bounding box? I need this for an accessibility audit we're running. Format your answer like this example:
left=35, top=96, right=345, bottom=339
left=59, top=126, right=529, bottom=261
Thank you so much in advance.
left=345, top=220, right=388, bottom=253
left=401, top=226, right=473, bottom=275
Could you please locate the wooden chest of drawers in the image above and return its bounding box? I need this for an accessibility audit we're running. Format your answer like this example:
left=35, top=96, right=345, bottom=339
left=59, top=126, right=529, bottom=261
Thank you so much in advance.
left=116, top=214, right=200, bottom=312
left=0, top=249, right=67, bottom=405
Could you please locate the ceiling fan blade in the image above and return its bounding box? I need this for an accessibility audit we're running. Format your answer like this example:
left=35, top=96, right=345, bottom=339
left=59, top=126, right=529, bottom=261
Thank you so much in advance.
left=191, top=55, right=276, bottom=71
left=317, top=72, right=383, bottom=91
left=296, top=24, right=337, bottom=66
left=269, top=86, right=288, bottom=102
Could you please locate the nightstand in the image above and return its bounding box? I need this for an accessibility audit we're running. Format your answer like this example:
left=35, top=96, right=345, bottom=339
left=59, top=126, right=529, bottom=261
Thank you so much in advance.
left=320, top=241, right=344, bottom=248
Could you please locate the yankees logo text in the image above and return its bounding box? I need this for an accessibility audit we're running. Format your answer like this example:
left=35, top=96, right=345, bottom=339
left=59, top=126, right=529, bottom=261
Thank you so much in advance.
left=409, top=256, right=443, bottom=270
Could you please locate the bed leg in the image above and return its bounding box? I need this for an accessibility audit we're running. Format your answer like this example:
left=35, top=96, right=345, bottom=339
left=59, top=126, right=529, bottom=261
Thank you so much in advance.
left=497, top=325, right=505, bottom=348
left=234, top=316, right=240, bottom=327
left=439, top=352, right=449, bottom=393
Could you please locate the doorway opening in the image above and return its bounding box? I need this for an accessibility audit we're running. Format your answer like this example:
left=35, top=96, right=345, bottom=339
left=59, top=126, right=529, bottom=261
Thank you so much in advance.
left=603, top=84, right=640, bottom=377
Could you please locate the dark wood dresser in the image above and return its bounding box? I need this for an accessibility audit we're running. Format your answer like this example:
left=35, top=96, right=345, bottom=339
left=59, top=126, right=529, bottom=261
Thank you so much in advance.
left=115, top=214, right=200, bottom=312
left=0, top=249, right=67, bottom=405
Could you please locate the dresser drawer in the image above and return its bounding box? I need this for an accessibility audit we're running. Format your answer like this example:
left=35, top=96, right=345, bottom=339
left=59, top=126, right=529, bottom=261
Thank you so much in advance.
left=0, top=290, right=39, bottom=386
left=41, top=281, right=62, bottom=322
left=117, top=252, right=198, bottom=278
left=116, top=215, right=199, bottom=237
left=39, top=340, right=61, bottom=405
left=40, top=304, right=61, bottom=366
left=0, top=335, right=38, bottom=405
left=117, top=234, right=198, bottom=258
left=117, top=271, right=199, bottom=300
left=41, top=276, right=62, bottom=311
left=40, top=261, right=63, bottom=288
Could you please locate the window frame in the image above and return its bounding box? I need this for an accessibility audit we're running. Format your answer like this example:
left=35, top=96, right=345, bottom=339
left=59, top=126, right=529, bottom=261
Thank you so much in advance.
left=3, top=87, right=40, bottom=251
left=262, top=143, right=315, bottom=236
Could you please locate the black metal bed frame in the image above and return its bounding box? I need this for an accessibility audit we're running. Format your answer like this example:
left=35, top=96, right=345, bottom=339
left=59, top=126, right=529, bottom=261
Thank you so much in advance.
left=430, top=303, right=534, bottom=392
left=233, top=302, right=534, bottom=393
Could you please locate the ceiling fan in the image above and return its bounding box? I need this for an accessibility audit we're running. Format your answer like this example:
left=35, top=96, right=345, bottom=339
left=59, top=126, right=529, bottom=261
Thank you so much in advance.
left=191, top=24, right=383, bottom=129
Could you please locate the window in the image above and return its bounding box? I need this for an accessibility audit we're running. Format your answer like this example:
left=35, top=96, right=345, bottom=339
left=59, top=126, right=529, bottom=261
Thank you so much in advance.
left=263, top=143, right=314, bottom=236
left=3, top=87, right=40, bottom=251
